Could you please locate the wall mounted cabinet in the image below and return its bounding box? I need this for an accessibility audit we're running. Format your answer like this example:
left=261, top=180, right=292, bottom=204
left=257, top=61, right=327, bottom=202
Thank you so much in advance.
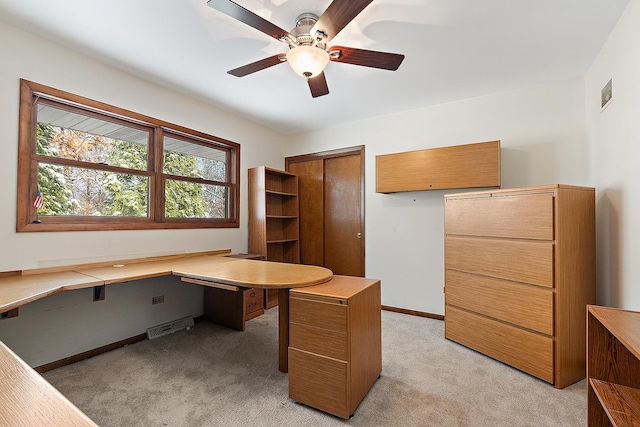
left=376, top=140, right=500, bottom=193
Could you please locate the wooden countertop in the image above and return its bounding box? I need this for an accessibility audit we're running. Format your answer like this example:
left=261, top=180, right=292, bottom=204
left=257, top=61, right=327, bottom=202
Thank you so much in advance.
left=0, top=271, right=103, bottom=313
left=76, top=253, right=238, bottom=284
left=1, top=252, right=333, bottom=313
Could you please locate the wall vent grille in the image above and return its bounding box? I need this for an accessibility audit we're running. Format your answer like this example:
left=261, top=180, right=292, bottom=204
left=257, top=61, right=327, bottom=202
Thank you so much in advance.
left=146, top=316, right=194, bottom=340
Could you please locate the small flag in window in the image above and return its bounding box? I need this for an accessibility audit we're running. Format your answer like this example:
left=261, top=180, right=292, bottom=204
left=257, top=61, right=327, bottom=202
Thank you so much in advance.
left=33, top=188, right=45, bottom=209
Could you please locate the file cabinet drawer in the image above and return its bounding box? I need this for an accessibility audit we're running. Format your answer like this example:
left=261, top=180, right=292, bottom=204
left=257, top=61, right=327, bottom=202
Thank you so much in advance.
left=445, top=305, right=554, bottom=383
left=244, top=288, right=263, bottom=315
left=445, top=193, right=554, bottom=239
left=290, top=296, right=347, bottom=332
left=288, top=348, right=349, bottom=419
left=290, top=323, right=348, bottom=361
left=445, top=236, right=554, bottom=287
left=445, top=270, right=553, bottom=335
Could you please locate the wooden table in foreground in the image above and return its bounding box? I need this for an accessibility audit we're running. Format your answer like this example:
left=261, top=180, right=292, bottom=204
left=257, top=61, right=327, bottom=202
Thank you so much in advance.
left=173, top=259, right=333, bottom=372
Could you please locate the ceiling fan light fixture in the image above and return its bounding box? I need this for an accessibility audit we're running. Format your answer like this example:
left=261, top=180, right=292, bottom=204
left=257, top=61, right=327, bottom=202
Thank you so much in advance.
left=286, top=45, right=329, bottom=79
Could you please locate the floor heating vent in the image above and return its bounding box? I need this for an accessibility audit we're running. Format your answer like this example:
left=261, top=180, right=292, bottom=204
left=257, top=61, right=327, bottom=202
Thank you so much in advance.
left=146, top=316, right=194, bottom=340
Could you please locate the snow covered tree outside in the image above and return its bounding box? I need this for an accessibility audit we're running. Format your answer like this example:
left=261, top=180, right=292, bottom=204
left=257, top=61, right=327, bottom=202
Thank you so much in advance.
left=35, top=106, right=228, bottom=219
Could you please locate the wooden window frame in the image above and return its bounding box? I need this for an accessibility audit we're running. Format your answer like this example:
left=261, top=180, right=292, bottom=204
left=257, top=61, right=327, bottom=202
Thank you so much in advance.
left=16, top=79, right=240, bottom=232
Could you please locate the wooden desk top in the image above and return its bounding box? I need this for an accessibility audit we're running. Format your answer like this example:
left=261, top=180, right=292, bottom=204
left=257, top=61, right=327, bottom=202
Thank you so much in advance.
left=1, top=252, right=332, bottom=312
left=0, top=271, right=103, bottom=313
left=76, top=254, right=237, bottom=284
left=0, top=341, right=98, bottom=427
left=173, top=259, right=333, bottom=289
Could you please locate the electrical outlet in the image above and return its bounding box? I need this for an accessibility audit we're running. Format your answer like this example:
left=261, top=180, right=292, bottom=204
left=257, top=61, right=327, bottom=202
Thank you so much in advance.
left=152, top=295, right=165, bottom=305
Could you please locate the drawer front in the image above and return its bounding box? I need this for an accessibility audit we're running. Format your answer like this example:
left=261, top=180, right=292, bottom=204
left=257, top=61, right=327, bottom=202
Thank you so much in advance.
left=445, top=306, right=554, bottom=383
left=244, top=288, right=264, bottom=314
left=288, top=348, right=349, bottom=419
left=445, top=270, right=553, bottom=335
left=290, top=323, right=348, bottom=361
left=290, top=297, right=347, bottom=332
left=445, top=193, right=554, bottom=240
left=445, top=236, right=554, bottom=287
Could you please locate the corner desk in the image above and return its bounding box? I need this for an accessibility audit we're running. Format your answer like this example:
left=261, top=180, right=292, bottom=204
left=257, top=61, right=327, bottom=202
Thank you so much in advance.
left=0, top=250, right=333, bottom=426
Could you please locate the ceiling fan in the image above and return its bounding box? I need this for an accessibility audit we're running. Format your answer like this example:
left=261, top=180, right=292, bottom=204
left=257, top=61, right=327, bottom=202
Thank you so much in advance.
left=207, top=0, right=405, bottom=98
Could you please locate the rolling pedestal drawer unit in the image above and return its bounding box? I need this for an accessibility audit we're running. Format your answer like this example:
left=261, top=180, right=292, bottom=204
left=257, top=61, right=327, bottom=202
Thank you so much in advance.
left=288, top=276, right=382, bottom=419
left=444, top=184, right=595, bottom=388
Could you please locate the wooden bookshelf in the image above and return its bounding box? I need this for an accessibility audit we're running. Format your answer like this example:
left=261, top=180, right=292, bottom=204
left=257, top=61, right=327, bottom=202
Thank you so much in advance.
left=248, top=166, right=300, bottom=308
left=587, top=305, right=640, bottom=426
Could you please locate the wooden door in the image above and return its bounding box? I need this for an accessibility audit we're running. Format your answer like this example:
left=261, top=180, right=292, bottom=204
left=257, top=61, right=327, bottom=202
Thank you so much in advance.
left=288, top=159, right=324, bottom=267
left=286, top=146, right=364, bottom=277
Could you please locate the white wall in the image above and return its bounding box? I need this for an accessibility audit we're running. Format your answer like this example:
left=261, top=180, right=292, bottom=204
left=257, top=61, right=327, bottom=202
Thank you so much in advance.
left=585, top=0, right=640, bottom=311
left=285, top=79, right=589, bottom=315
left=0, top=21, right=286, bottom=366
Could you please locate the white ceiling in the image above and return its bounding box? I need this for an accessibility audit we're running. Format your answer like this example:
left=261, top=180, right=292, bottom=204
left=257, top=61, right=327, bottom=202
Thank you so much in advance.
left=0, top=0, right=630, bottom=135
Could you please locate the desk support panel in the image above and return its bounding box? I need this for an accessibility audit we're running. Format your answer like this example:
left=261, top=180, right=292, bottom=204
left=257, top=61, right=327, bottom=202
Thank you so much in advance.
left=278, top=289, right=290, bottom=373
left=93, top=285, right=105, bottom=301
left=1, top=308, right=19, bottom=319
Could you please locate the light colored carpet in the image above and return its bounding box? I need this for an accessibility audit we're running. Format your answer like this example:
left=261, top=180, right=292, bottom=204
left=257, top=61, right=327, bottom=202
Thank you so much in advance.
left=43, top=309, right=586, bottom=426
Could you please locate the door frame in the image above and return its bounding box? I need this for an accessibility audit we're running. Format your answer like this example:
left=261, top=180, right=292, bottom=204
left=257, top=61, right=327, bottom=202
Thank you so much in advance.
left=285, top=145, right=365, bottom=275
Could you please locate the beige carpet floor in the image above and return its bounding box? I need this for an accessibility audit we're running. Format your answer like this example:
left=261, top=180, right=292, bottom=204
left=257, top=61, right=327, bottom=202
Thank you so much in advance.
left=43, top=309, right=586, bottom=426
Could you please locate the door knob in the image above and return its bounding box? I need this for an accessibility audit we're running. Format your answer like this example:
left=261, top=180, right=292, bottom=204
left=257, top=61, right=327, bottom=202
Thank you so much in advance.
left=357, top=232, right=362, bottom=239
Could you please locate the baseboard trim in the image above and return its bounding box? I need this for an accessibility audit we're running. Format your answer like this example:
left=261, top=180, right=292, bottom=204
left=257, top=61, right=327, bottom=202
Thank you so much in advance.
left=382, top=305, right=444, bottom=321
left=34, top=333, right=147, bottom=373
left=35, top=315, right=207, bottom=373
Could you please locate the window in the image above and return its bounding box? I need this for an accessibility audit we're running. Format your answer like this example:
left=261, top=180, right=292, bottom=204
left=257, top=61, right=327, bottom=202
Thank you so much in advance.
left=17, top=79, right=240, bottom=231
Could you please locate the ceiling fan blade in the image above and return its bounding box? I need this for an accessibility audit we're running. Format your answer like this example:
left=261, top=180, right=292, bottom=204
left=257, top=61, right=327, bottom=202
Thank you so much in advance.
left=228, top=54, right=286, bottom=77
left=308, top=73, right=329, bottom=98
left=207, top=0, right=293, bottom=42
left=329, top=46, right=405, bottom=71
left=312, top=0, right=373, bottom=43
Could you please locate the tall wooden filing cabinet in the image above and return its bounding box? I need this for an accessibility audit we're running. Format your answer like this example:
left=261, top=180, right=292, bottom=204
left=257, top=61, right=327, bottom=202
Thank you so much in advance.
left=444, top=184, right=595, bottom=388
left=288, top=276, right=381, bottom=419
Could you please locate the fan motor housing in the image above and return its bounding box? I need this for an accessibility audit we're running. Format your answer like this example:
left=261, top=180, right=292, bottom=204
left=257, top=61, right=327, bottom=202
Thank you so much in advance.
left=291, top=13, right=319, bottom=46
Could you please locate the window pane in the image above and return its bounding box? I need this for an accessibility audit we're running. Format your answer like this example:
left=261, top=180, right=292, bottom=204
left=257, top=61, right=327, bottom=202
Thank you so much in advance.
left=165, top=179, right=228, bottom=219
left=37, top=162, right=149, bottom=217
left=36, top=104, right=149, bottom=171
left=163, top=135, right=227, bottom=181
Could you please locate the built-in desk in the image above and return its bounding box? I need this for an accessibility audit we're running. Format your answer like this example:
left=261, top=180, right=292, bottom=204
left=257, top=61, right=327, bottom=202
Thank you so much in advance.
left=0, top=271, right=103, bottom=315
left=0, top=250, right=333, bottom=426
